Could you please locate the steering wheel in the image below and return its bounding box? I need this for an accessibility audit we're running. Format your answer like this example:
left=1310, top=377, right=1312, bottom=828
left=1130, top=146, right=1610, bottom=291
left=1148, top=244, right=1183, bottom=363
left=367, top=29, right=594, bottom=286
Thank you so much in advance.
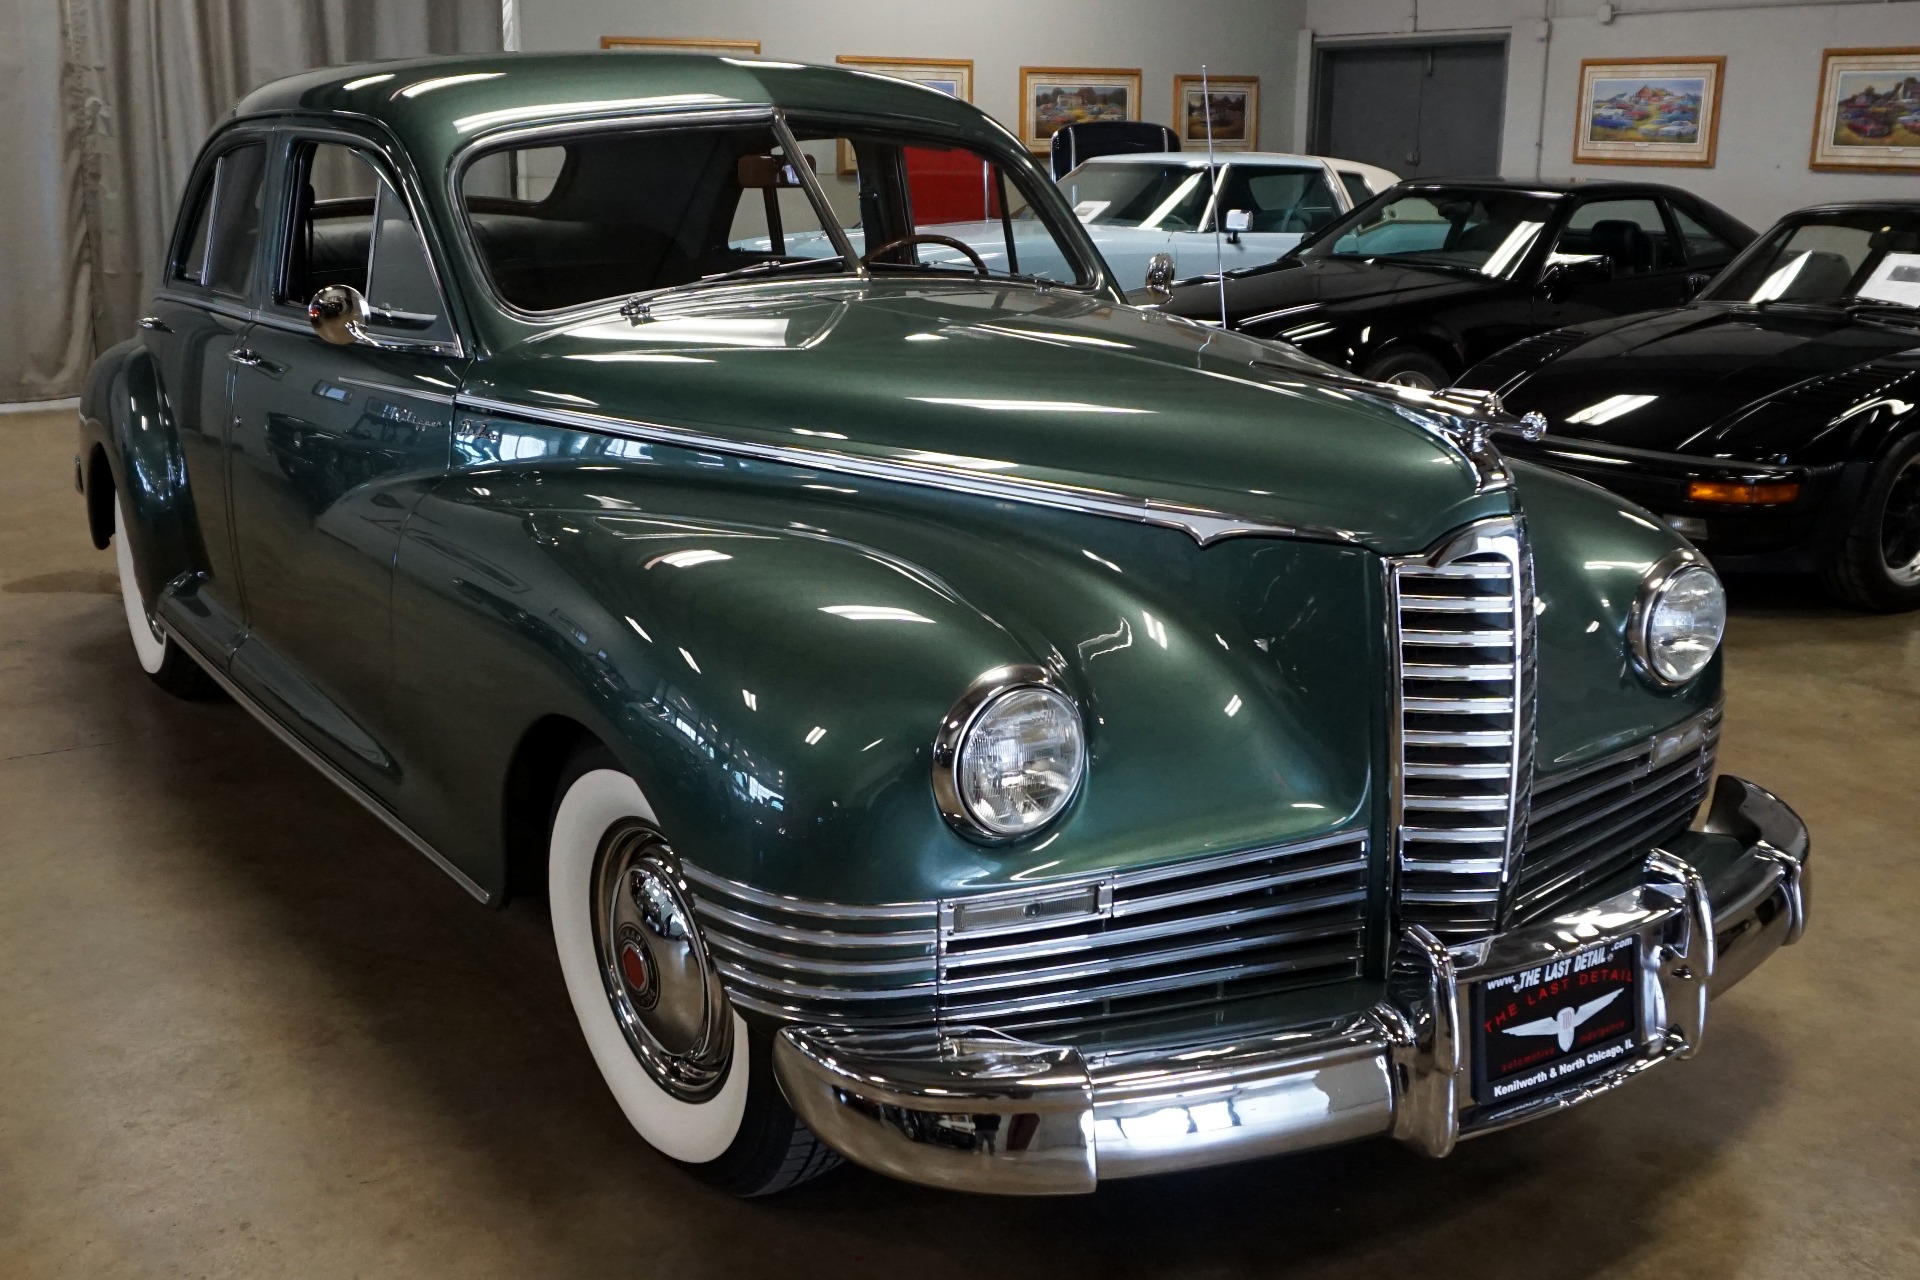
left=861, top=233, right=990, bottom=277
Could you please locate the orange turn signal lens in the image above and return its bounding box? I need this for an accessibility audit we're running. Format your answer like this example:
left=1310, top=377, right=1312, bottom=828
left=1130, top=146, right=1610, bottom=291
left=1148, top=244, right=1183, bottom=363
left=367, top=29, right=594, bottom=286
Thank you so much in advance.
left=1686, top=480, right=1802, bottom=506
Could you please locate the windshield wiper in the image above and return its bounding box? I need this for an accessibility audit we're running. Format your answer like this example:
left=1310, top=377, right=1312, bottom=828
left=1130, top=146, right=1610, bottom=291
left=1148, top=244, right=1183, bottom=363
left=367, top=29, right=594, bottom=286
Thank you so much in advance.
left=691, top=257, right=848, bottom=287
left=1359, top=253, right=1488, bottom=277
left=1843, top=298, right=1920, bottom=319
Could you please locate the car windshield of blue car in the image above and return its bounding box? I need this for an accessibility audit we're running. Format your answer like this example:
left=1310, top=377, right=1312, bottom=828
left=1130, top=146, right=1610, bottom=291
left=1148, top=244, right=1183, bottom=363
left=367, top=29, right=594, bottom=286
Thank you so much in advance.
left=1054, top=160, right=1218, bottom=231
left=1702, top=209, right=1920, bottom=312
left=1305, top=190, right=1557, bottom=278
left=461, top=120, right=1090, bottom=312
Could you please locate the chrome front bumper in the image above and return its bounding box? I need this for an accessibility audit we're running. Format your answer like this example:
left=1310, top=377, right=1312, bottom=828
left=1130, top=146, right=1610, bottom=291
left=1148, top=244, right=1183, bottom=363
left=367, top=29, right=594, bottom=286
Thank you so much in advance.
left=772, top=775, right=1809, bottom=1195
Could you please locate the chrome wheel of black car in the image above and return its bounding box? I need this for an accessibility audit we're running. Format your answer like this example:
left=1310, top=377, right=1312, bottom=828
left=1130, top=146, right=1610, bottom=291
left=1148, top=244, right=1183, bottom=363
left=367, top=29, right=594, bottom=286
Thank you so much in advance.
left=591, top=822, right=733, bottom=1101
left=1880, top=454, right=1920, bottom=587
left=1361, top=348, right=1451, bottom=393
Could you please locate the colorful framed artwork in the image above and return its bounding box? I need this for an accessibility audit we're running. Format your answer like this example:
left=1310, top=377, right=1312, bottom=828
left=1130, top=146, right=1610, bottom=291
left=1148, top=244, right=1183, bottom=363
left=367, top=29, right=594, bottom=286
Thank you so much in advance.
left=1018, top=67, right=1143, bottom=152
left=600, top=36, right=762, bottom=57
left=1573, top=57, right=1724, bottom=168
left=1810, top=48, right=1920, bottom=172
left=834, top=57, right=974, bottom=172
left=1173, top=75, right=1258, bottom=152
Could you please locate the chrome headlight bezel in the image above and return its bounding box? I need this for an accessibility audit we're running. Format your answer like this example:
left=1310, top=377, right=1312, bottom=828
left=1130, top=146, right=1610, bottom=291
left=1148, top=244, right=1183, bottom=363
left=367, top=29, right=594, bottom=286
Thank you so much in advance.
left=1629, top=550, right=1726, bottom=687
left=932, top=665, right=1086, bottom=843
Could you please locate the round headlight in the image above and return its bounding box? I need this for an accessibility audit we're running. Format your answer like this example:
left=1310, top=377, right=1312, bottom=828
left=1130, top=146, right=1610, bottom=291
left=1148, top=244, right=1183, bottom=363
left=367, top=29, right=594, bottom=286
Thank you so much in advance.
left=934, top=672, right=1085, bottom=841
left=1632, top=558, right=1726, bottom=685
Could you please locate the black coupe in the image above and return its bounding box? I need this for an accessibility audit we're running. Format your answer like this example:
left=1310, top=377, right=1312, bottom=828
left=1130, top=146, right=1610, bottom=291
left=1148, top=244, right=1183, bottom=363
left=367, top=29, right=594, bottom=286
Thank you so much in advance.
left=1457, top=201, right=1920, bottom=611
left=1154, top=178, right=1754, bottom=390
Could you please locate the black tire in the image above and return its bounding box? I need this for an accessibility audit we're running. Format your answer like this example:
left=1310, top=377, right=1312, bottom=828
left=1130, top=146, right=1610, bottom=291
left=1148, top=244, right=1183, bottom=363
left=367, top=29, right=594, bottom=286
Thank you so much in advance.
left=1360, top=347, right=1453, bottom=392
left=547, top=744, right=840, bottom=1197
left=1822, top=434, right=1920, bottom=612
left=112, top=498, right=221, bottom=700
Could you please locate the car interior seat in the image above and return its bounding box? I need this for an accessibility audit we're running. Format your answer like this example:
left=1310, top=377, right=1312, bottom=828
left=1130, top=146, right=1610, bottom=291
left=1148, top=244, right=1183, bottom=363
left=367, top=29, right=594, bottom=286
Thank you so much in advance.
left=1589, top=220, right=1655, bottom=275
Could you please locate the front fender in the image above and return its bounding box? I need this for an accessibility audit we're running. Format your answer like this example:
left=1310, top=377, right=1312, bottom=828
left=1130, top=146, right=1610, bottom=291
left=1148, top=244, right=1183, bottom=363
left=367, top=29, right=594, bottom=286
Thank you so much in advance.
left=391, top=451, right=1382, bottom=905
left=79, top=339, right=206, bottom=603
left=1513, top=459, right=1721, bottom=770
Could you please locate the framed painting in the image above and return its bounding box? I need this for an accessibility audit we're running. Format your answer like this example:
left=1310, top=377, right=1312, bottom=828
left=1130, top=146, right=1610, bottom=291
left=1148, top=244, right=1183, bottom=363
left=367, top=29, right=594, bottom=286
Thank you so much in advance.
left=1018, top=67, right=1143, bottom=152
left=600, top=36, right=761, bottom=57
left=1573, top=57, right=1724, bottom=168
left=1173, top=75, right=1258, bottom=151
left=1810, top=47, right=1920, bottom=172
left=834, top=57, right=974, bottom=172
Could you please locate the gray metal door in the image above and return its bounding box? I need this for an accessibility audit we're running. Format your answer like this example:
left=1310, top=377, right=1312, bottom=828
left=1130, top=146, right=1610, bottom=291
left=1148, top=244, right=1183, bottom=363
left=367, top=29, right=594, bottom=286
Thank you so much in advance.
left=1313, top=42, right=1507, bottom=179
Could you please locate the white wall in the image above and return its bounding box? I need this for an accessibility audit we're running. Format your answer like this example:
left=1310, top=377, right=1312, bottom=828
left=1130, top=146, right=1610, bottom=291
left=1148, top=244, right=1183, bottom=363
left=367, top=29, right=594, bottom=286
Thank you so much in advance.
left=517, top=0, right=1309, bottom=156
left=1304, top=0, right=1920, bottom=226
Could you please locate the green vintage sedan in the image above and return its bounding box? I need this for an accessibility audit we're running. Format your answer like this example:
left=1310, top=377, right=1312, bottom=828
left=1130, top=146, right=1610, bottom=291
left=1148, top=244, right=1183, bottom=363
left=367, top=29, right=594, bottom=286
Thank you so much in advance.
left=78, top=54, right=1810, bottom=1196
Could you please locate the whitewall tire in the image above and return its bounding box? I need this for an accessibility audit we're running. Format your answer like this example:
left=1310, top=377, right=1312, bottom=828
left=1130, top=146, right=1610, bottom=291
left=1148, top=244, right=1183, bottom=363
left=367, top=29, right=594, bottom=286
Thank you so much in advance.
left=112, top=497, right=218, bottom=699
left=547, top=747, right=840, bottom=1193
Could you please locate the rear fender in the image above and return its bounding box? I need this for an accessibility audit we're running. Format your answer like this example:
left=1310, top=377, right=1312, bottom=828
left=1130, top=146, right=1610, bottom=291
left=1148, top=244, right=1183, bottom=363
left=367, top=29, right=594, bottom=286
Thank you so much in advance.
left=80, top=341, right=208, bottom=603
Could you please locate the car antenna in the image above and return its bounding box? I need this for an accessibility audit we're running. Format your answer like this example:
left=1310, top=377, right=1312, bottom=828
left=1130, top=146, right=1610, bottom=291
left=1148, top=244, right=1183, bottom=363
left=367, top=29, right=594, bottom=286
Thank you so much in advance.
left=1203, top=65, right=1227, bottom=330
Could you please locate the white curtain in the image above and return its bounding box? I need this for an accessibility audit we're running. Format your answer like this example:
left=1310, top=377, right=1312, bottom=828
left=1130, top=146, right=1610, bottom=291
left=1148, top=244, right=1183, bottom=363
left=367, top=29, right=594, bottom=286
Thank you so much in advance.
left=0, top=0, right=500, bottom=403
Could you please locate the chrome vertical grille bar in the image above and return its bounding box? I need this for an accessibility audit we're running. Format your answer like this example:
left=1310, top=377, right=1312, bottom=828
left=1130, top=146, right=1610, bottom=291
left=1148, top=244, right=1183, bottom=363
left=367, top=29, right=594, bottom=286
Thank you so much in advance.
left=1390, top=518, right=1534, bottom=943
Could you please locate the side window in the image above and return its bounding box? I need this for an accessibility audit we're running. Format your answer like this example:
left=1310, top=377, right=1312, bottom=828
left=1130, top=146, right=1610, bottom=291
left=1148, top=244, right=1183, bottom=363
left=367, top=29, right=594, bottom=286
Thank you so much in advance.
left=284, top=140, right=453, bottom=344
left=1553, top=197, right=1683, bottom=275
left=1672, top=204, right=1738, bottom=270
left=1217, top=166, right=1342, bottom=235
left=1338, top=171, right=1373, bottom=208
left=172, top=142, right=268, bottom=296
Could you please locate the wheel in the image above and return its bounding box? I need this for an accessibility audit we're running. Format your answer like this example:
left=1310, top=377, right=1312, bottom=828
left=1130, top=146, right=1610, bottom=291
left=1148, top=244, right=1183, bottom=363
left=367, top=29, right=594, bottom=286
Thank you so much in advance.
left=1360, top=348, right=1452, bottom=392
left=1824, top=434, right=1920, bottom=612
left=547, top=745, right=841, bottom=1195
left=112, top=498, right=220, bottom=699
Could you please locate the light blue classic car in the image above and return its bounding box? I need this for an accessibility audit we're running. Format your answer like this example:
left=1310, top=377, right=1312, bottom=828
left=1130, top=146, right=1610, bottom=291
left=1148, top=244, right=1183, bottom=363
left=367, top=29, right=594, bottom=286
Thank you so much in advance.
left=758, top=150, right=1397, bottom=291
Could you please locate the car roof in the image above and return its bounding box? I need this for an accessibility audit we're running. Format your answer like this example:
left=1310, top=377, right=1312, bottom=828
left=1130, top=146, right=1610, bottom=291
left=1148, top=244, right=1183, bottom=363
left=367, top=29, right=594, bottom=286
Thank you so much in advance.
left=231, top=52, right=1009, bottom=174
left=1388, top=176, right=1695, bottom=199
left=1083, top=151, right=1336, bottom=169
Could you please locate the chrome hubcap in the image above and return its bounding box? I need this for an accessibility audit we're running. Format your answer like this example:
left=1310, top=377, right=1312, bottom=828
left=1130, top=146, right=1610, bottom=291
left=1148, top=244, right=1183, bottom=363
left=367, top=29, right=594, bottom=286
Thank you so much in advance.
left=591, top=824, right=732, bottom=1101
left=1387, top=370, right=1440, bottom=391
left=1882, top=456, right=1920, bottom=586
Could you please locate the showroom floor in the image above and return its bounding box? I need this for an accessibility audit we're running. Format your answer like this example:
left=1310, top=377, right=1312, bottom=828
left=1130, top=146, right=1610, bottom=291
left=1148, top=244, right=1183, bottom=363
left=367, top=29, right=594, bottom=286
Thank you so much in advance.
left=1, top=405, right=1915, bottom=1279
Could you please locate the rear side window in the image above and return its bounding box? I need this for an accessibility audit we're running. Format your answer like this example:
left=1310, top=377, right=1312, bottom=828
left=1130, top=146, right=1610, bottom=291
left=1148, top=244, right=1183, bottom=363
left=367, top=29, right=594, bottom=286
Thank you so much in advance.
left=173, top=142, right=268, bottom=296
left=1672, top=205, right=1738, bottom=270
left=283, top=140, right=453, bottom=344
left=1553, top=197, right=1684, bottom=274
left=1216, top=165, right=1341, bottom=235
left=1338, top=171, right=1373, bottom=207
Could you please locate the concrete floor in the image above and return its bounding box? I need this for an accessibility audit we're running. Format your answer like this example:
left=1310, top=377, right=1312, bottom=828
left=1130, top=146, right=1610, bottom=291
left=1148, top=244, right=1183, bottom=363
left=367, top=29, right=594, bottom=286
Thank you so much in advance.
left=1, top=405, right=1916, bottom=1279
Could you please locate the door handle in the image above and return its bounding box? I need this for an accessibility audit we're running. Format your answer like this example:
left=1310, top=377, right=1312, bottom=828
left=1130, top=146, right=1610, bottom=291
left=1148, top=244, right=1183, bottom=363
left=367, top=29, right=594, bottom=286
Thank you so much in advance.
left=138, top=316, right=172, bottom=333
left=228, top=348, right=284, bottom=375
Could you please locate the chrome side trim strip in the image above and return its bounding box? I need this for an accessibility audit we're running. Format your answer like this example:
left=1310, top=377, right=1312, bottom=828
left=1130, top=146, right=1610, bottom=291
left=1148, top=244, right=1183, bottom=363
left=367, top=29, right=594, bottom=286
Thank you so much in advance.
left=157, top=619, right=491, bottom=904
left=681, top=861, right=938, bottom=922
left=453, top=393, right=1349, bottom=548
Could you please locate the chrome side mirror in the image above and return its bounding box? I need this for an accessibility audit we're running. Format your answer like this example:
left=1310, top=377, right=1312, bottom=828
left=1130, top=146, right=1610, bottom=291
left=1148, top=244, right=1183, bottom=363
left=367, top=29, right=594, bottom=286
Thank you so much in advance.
left=1223, top=208, right=1251, bottom=244
left=308, top=284, right=369, bottom=346
left=1143, top=253, right=1176, bottom=304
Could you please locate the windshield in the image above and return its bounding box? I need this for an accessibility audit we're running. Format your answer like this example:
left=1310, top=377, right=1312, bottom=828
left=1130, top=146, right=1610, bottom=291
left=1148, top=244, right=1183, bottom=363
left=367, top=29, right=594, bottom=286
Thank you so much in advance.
left=1056, top=161, right=1216, bottom=230
left=1303, top=189, right=1557, bottom=277
left=460, top=118, right=1091, bottom=313
left=1702, top=209, right=1920, bottom=309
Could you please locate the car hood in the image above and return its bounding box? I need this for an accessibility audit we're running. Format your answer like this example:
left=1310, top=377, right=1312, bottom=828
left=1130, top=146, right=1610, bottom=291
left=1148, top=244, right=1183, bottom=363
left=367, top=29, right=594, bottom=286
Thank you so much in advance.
left=1162, top=256, right=1495, bottom=329
left=1501, top=305, right=1920, bottom=455
left=464, top=280, right=1511, bottom=556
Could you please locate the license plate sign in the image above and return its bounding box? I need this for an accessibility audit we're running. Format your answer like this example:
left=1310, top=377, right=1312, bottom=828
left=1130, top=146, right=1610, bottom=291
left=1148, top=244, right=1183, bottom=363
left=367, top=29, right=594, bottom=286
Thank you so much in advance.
left=1472, top=936, right=1641, bottom=1106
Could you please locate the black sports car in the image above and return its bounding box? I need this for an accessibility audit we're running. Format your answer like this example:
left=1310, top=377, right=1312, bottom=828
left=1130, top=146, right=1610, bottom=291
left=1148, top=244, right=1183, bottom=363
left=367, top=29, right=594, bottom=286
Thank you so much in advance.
left=1456, top=201, right=1920, bottom=611
left=1152, top=178, right=1754, bottom=390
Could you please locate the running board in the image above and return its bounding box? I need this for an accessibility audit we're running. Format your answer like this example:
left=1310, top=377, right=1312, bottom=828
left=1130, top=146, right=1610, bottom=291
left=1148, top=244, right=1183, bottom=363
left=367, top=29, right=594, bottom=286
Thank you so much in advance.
left=157, top=620, right=493, bottom=905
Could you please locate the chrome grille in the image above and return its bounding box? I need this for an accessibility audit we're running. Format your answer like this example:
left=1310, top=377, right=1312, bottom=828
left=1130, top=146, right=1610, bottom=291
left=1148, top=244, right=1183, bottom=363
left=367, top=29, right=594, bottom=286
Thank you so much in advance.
left=1391, top=519, right=1533, bottom=943
left=683, top=866, right=940, bottom=1026
left=937, top=832, right=1370, bottom=1042
left=684, top=831, right=1371, bottom=1041
left=1513, top=706, right=1720, bottom=923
